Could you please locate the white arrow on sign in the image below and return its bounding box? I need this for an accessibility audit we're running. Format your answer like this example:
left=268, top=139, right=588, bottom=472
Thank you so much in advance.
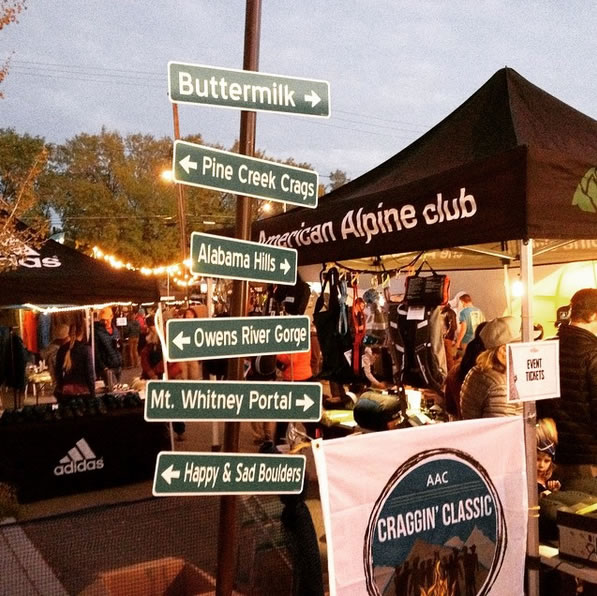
left=296, top=394, right=314, bottom=412
left=180, top=155, right=198, bottom=175
left=280, top=258, right=291, bottom=275
left=304, top=90, right=321, bottom=108
left=173, top=331, right=191, bottom=351
left=161, top=464, right=181, bottom=485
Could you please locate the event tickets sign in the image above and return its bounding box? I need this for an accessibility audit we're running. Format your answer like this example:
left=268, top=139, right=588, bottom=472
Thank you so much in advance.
left=506, top=340, right=560, bottom=402
left=312, top=417, right=527, bottom=595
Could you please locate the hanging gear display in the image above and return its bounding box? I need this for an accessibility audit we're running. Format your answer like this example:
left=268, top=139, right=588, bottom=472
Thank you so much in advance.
left=404, top=261, right=450, bottom=307
left=388, top=302, right=447, bottom=394
left=363, top=286, right=386, bottom=343
left=382, top=284, right=402, bottom=386
left=351, top=276, right=366, bottom=378
left=312, top=267, right=355, bottom=383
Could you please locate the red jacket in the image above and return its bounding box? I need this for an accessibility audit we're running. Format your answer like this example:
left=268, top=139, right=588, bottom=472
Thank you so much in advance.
left=277, top=350, right=313, bottom=381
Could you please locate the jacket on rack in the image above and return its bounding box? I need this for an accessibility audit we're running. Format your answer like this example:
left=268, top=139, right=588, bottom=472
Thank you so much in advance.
left=538, top=324, right=597, bottom=465
left=0, top=327, right=28, bottom=389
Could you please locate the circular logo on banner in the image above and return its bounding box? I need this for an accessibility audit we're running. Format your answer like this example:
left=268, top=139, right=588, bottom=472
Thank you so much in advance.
left=364, top=448, right=506, bottom=596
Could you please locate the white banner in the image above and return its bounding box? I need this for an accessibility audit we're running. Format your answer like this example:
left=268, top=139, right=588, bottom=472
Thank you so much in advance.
left=312, top=417, right=527, bottom=595
left=507, top=340, right=560, bottom=402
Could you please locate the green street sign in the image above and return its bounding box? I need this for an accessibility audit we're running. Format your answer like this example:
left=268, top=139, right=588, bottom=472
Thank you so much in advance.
left=173, top=141, right=318, bottom=208
left=166, top=315, right=310, bottom=362
left=190, top=232, right=297, bottom=285
left=153, top=451, right=306, bottom=495
left=168, top=61, right=330, bottom=118
left=145, top=380, right=322, bottom=421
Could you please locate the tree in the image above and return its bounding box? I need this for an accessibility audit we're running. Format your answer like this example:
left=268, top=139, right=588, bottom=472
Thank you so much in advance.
left=0, top=128, right=49, bottom=272
left=45, top=129, right=234, bottom=266
left=0, top=3, right=46, bottom=273
left=0, top=0, right=27, bottom=99
left=327, top=169, right=350, bottom=192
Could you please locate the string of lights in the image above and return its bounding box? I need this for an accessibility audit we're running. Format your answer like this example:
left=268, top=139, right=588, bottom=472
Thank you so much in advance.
left=91, top=246, right=198, bottom=288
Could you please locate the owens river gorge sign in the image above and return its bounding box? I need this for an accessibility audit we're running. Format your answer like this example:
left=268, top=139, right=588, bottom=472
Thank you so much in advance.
left=166, top=315, right=310, bottom=361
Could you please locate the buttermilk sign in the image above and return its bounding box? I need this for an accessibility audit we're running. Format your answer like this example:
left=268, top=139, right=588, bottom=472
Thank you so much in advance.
left=168, top=61, right=330, bottom=118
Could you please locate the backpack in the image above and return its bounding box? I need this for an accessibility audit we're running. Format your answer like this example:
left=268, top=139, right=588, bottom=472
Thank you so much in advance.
left=313, top=267, right=356, bottom=383
left=388, top=303, right=447, bottom=394
left=273, top=274, right=311, bottom=315
left=404, top=261, right=450, bottom=307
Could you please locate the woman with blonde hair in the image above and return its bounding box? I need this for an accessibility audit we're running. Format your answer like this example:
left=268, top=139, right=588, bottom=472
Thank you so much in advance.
left=55, top=326, right=95, bottom=403
left=460, top=316, right=522, bottom=419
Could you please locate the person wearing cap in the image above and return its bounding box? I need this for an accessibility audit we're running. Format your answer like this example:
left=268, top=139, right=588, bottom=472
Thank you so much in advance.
left=460, top=316, right=522, bottom=420
left=538, top=288, right=597, bottom=481
left=94, top=306, right=122, bottom=390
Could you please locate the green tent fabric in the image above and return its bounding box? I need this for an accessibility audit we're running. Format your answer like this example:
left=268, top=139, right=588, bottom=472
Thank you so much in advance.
left=253, top=68, right=597, bottom=269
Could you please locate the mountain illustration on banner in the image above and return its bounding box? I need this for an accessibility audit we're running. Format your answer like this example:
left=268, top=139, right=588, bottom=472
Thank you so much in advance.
left=572, top=167, right=597, bottom=213
left=374, top=525, right=495, bottom=596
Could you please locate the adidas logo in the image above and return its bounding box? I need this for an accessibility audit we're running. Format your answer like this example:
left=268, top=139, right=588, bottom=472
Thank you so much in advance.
left=0, top=240, right=62, bottom=269
left=19, top=245, right=61, bottom=269
left=53, top=438, right=104, bottom=476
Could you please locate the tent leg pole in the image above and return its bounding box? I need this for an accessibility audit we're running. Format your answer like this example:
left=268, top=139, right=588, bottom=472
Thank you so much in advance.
left=521, top=239, right=540, bottom=596
left=503, top=263, right=512, bottom=315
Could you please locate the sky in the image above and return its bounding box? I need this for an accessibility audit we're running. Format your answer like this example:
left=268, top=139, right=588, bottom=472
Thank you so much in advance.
left=1, top=1, right=595, bottom=185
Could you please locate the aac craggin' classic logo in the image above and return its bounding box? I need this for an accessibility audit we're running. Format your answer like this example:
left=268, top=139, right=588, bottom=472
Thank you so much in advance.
left=363, top=448, right=506, bottom=596
left=54, top=438, right=104, bottom=476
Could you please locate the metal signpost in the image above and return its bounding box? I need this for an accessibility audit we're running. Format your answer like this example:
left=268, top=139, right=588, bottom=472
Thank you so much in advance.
left=173, top=140, right=319, bottom=208
left=190, top=232, right=297, bottom=285
left=168, top=61, right=330, bottom=118
left=153, top=451, right=306, bottom=496
left=145, top=380, right=322, bottom=421
left=165, top=314, right=310, bottom=361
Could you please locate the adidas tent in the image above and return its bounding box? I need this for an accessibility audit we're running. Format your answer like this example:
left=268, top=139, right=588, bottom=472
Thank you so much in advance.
left=0, top=237, right=159, bottom=307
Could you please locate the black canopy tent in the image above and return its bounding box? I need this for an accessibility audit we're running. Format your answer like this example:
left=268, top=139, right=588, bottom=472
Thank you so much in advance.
left=0, top=236, right=160, bottom=307
left=253, top=67, right=597, bottom=594
left=254, top=68, right=597, bottom=270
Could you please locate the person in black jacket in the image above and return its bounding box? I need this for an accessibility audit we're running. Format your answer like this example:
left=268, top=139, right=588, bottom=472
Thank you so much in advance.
left=94, top=307, right=122, bottom=390
left=55, top=326, right=95, bottom=403
left=538, top=288, right=597, bottom=482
